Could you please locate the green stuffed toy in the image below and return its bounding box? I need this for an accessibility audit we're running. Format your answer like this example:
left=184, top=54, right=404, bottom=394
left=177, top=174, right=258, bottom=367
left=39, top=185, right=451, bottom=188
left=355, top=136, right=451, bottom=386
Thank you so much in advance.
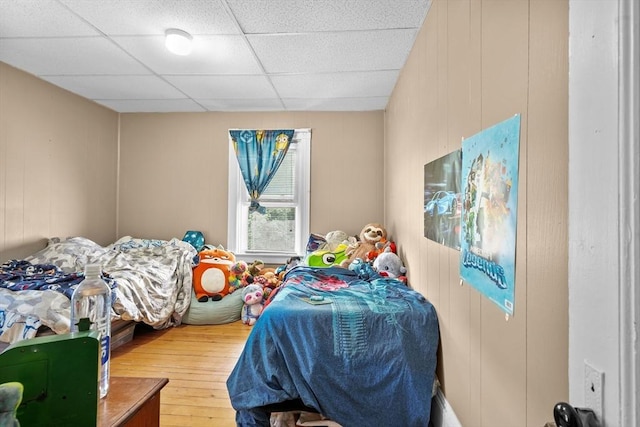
left=0, top=382, right=23, bottom=427
left=306, top=243, right=349, bottom=267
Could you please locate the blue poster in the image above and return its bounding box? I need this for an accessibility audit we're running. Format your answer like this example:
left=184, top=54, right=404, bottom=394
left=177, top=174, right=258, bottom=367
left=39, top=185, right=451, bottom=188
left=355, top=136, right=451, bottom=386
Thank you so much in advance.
left=460, top=115, right=521, bottom=315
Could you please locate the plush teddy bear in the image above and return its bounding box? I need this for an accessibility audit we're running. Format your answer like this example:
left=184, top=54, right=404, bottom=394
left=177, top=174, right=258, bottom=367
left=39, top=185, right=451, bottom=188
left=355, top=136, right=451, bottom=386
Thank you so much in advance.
left=323, top=230, right=355, bottom=251
left=241, top=284, right=264, bottom=326
left=260, top=270, right=280, bottom=287
left=342, top=223, right=388, bottom=267
left=247, top=260, right=265, bottom=277
left=0, top=382, right=23, bottom=427
left=372, top=248, right=407, bottom=283
left=192, top=246, right=236, bottom=302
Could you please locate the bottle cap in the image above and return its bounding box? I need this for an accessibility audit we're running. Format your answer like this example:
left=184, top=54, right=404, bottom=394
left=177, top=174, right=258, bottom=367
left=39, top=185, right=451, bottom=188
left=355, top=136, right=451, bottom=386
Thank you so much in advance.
left=84, top=264, right=102, bottom=277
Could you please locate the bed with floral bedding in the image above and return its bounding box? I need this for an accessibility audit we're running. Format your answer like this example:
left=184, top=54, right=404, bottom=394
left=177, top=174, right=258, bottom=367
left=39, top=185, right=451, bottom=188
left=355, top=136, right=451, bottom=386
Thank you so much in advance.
left=227, top=265, right=440, bottom=427
left=0, top=236, right=197, bottom=346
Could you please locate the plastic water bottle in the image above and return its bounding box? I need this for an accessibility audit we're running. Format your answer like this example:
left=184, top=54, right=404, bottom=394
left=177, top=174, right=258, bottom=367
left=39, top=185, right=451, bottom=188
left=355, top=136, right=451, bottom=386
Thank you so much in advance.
left=70, top=264, right=112, bottom=398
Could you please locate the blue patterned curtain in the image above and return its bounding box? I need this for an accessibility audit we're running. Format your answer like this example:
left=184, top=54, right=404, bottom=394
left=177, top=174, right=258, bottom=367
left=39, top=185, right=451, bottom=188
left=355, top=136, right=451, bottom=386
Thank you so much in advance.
left=230, top=129, right=295, bottom=213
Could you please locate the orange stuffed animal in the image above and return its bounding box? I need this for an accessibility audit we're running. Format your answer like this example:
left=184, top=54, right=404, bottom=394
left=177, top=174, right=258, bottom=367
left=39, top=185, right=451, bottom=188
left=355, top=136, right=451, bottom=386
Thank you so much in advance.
left=193, top=247, right=236, bottom=302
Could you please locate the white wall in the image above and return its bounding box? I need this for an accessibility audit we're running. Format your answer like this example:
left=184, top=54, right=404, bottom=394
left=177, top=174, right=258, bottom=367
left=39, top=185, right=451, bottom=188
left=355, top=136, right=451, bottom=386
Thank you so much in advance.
left=568, top=0, right=639, bottom=426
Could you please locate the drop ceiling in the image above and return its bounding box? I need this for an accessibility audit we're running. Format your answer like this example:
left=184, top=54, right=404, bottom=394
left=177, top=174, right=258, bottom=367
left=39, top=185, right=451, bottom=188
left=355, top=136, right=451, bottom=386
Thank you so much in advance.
left=0, top=0, right=432, bottom=113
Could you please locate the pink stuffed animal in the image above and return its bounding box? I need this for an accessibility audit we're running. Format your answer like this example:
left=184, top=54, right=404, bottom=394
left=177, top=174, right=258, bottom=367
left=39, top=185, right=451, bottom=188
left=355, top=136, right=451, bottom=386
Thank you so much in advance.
left=241, top=284, right=264, bottom=326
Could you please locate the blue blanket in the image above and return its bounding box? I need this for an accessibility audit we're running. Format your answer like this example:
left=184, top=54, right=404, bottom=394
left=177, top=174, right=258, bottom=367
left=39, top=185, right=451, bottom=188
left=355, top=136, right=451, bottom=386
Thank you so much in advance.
left=227, top=266, right=440, bottom=427
left=0, top=260, right=116, bottom=300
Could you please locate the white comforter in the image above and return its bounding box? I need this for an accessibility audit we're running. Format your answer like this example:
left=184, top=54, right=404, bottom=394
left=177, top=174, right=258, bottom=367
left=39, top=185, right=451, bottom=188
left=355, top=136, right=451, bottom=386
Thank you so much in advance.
left=0, top=236, right=197, bottom=344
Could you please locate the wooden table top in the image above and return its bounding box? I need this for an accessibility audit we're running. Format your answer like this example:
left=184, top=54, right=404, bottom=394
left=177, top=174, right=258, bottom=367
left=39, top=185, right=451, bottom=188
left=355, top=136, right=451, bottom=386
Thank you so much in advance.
left=98, top=376, right=169, bottom=427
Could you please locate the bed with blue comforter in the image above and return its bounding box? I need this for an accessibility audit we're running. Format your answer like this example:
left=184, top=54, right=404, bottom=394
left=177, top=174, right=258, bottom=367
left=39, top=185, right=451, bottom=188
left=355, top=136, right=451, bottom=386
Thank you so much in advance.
left=227, top=265, right=440, bottom=427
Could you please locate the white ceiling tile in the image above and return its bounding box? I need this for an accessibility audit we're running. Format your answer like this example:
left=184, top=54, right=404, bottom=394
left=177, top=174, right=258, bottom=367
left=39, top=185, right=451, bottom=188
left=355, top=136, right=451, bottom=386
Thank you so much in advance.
left=164, top=75, right=278, bottom=99
left=249, top=30, right=417, bottom=73
left=114, top=35, right=262, bottom=75
left=271, top=71, right=399, bottom=99
left=95, top=99, right=207, bottom=113
left=198, top=98, right=285, bottom=111
left=0, top=1, right=432, bottom=112
left=227, top=0, right=430, bottom=33
left=0, top=0, right=99, bottom=37
left=41, top=75, right=187, bottom=100
left=282, top=97, right=388, bottom=111
left=0, top=38, right=150, bottom=75
left=59, top=0, right=240, bottom=35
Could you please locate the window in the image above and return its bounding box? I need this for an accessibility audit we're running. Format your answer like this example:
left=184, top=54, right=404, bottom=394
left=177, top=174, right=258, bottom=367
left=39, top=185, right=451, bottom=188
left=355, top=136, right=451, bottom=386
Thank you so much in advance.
left=227, top=129, right=310, bottom=264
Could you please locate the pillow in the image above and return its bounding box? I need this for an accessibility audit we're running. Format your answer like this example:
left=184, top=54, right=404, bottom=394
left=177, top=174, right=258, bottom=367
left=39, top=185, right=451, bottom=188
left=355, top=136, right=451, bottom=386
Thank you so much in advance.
left=305, top=233, right=326, bottom=254
left=24, top=237, right=109, bottom=273
left=108, top=236, right=168, bottom=252
left=182, top=290, right=243, bottom=325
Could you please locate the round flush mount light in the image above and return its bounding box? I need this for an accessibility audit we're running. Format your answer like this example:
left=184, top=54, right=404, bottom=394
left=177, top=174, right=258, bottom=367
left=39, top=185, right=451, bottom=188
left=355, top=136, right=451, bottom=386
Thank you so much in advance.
left=165, top=28, right=193, bottom=56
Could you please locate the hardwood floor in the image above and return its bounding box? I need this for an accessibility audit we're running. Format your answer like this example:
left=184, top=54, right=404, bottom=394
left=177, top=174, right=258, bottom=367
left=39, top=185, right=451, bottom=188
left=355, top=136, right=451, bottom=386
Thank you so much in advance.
left=110, top=321, right=252, bottom=427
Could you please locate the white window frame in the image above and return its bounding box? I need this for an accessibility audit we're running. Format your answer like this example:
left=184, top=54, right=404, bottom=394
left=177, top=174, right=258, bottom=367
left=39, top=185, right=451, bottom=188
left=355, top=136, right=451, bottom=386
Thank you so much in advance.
left=227, top=128, right=311, bottom=265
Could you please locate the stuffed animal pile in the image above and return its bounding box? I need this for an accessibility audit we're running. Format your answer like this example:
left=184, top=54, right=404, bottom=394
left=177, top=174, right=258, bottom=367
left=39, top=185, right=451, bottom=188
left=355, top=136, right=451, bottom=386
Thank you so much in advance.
left=187, top=242, right=290, bottom=327
left=189, top=223, right=408, bottom=327
left=316, top=223, right=409, bottom=283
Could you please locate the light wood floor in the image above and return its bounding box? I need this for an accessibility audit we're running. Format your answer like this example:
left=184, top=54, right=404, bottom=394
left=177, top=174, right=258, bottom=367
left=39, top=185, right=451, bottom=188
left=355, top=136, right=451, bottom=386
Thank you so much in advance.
left=110, top=321, right=252, bottom=427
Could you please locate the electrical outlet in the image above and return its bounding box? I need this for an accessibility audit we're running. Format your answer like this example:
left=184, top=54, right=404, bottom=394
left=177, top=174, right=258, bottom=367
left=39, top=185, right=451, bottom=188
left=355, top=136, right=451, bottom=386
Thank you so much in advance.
left=584, top=360, right=604, bottom=421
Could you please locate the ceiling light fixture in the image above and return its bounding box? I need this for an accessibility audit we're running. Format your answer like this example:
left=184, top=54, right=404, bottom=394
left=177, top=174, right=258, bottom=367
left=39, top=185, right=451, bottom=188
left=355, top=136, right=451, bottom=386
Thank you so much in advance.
left=165, top=28, right=193, bottom=56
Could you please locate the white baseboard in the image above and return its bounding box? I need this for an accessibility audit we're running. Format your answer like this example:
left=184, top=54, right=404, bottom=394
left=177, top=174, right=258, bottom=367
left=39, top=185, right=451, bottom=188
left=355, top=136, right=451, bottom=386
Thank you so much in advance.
left=430, top=388, right=463, bottom=427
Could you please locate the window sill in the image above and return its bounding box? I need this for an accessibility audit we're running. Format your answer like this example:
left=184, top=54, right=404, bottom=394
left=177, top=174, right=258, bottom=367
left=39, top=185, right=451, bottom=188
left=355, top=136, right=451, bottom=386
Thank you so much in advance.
left=233, top=252, right=303, bottom=267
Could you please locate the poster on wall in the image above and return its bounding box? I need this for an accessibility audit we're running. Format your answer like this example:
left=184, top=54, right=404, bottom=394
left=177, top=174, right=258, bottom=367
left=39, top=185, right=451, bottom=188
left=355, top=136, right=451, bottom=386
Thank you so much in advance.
left=423, top=149, right=462, bottom=250
left=460, top=114, right=521, bottom=315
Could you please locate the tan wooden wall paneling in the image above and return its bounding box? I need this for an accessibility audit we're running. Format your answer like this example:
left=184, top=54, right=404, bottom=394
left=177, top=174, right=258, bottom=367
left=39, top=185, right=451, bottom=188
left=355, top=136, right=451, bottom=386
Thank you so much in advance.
left=3, top=118, right=24, bottom=253
left=440, top=1, right=476, bottom=420
left=118, top=113, right=218, bottom=241
left=526, top=0, right=570, bottom=425
left=478, top=1, right=530, bottom=426
left=2, top=64, right=42, bottom=253
left=0, top=63, right=118, bottom=262
left=408, top=0, right=440, bottom=335
left=446, top=1, right=483, bottom=424
left=422, top=6, right=443, bottom=320
left=314, top=112, right=384, bottom=233
left=467, top=0, right=484, bottom=421
left=435, top=0, right=457, bottom=411
left=21, top=101, right=51, bottom=242
left=63, top=100, right=118, bottom=240
left=118, top=111, right=384, bottom=244
left=44, top=80, right=117, bottom=245
left=0, top=68, right=4, bottom=256
left=384, top=0, right=569, bottom=425
left=445, top=1, right=471, bottom=399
